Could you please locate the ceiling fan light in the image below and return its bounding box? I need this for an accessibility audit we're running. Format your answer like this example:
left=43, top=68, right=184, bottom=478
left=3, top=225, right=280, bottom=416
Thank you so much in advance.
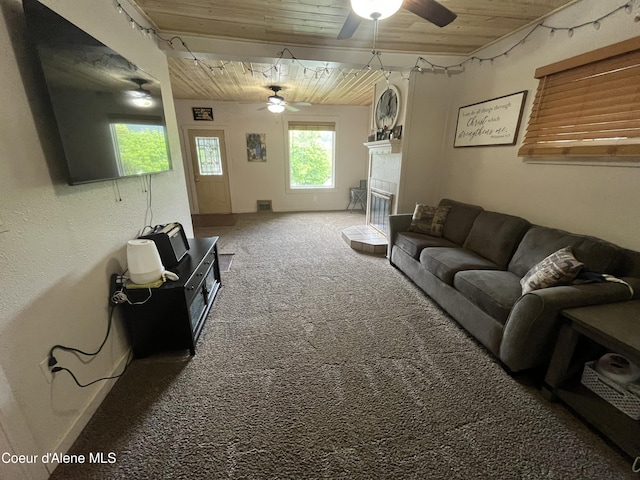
left=351, top=0, right=403, bottom=20
left=131, top=97, right=153, bottom=108
left=267, top=103, right=285, bottom=113
left=268, top=94, right=285, bottom=105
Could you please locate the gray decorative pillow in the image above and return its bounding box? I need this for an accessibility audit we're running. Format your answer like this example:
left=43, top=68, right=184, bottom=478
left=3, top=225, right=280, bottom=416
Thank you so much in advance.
left=520, top=246, right=584, bottom=294
left=407, top=204, right=451, bottom=237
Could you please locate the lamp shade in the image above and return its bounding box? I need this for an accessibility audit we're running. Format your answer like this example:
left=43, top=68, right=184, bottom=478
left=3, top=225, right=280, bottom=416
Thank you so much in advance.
left=351, top=0, right=403, bottom=20
left=127, top=239, right=164, bottom=284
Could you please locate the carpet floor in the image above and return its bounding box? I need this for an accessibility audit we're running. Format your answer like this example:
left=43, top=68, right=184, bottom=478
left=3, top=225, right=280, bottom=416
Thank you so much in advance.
left=51, top=211, right=635, bottom=479
left=218, top=253, right=234, bottom=273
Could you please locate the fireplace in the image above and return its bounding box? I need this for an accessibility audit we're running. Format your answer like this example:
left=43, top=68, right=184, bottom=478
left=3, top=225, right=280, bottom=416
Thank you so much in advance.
left=368, top=188, right=393, bottom=236
left=341, top=139, right=400, bottom=255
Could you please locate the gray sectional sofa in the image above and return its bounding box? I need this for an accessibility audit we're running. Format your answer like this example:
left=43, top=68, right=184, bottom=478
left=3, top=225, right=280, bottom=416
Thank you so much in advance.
left=389, top=199, right=640, bottom=372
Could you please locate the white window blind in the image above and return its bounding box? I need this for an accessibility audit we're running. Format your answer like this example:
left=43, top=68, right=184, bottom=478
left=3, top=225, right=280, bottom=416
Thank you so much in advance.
left=288, top=121, right=336, bottom=131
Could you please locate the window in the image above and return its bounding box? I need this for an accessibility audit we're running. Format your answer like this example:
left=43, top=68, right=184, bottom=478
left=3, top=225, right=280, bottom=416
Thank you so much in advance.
left=287, top=121, right=336, bottom=189
left=110, top=122, right=170, bottom=176
left=518, top=37, right=640, bottom=158
left=194, top=136, right=223, bottom=175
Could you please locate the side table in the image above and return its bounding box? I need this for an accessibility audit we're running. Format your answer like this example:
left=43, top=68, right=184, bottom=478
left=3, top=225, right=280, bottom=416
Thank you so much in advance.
left=543, top=300, right=640, bottom=458
left=117, top=237, right=221, bottom=358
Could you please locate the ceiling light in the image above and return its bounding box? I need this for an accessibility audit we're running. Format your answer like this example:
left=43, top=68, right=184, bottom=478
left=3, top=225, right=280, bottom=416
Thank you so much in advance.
left=267, top=103, right=285, bottom=113
left=127, top=78, right=153, bottom=107
left=131, top=96, right=153, bottom=108
left=351, top=0, right=403, bottom=20
left=268, top=94, right=285, bottom=105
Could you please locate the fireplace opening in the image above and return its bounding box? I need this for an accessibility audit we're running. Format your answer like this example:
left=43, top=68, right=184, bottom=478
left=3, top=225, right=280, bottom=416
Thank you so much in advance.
left=368, top=189, right=393, bottom=236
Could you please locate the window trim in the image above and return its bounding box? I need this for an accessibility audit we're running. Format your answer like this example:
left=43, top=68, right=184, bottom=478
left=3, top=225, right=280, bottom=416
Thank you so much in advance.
left=284, top=116, right=339, bottom=194
left=518, top=36, right=640, bottom=159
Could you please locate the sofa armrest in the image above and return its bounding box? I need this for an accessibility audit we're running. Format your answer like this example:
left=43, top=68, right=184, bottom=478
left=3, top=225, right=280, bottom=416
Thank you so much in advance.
left=499, top=282, right=634, bottom=372
left=622, top=276, right=640, bottom=299
left=388, top=214, right=413, bottom=260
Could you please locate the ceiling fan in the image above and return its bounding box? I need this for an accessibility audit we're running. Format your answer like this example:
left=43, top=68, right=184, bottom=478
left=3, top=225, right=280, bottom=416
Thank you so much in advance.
left=262, top=86, right=311, bottom=113
left=127, top=78, right=153, bottom=107
left=338, top=0, right=457, bottom=40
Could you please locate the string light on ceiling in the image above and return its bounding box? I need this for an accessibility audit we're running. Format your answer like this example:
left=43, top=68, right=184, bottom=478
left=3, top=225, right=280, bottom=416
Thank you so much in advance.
left=114, top=0, right=639, bottom=84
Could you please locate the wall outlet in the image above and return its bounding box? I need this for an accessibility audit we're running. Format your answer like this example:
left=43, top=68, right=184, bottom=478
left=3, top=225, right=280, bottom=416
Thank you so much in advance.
left=39, top=357, right=53, bottom=384
left=313, top=195, right=317, bottom=201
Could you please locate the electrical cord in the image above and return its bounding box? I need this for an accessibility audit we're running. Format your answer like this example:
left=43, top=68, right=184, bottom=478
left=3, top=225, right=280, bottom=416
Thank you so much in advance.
left=143, top=174, right=153, bottom=228
left=52, top=350, right=133, bottom=388
left=47, top=304, right=116, bottom=368
left=111, top=286, right=153, bottom=306
left=47, top=302, right=135, bottom=387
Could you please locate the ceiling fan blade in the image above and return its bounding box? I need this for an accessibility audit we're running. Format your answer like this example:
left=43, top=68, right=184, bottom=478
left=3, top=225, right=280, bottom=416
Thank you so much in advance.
left=403, top=0, right=457, bottom=27
left=285, top=105, right=300, bottom=112
left=337, top=9, right=361, bottom=39
left=292, top=102, right=312, bottom=107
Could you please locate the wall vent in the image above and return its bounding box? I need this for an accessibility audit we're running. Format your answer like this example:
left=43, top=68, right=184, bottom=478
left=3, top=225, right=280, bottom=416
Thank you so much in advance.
left=257, top=200, right=272, bottom=212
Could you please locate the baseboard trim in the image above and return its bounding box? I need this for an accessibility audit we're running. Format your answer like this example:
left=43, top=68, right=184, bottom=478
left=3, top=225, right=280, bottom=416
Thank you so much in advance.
left=44, top=349, right=131, bottom=475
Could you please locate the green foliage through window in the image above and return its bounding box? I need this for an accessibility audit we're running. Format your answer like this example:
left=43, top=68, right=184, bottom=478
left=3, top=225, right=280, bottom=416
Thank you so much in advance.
left=111, top=123, right=170, bottom=176
left=289, top=130, right=334, bottom=188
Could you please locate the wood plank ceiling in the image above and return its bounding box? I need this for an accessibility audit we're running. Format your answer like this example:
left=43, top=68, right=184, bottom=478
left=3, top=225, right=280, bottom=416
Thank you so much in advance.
left=129, top=0, right=578, bottom=105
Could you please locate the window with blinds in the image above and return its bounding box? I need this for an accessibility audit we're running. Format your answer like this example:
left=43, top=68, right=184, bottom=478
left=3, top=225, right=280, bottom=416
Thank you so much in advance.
left=518, top=36, right=640, bottom=158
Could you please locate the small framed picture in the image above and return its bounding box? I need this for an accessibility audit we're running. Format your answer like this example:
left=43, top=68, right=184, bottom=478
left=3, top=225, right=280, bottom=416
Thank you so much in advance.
left=246, top=133, right=267, bottom=162
left=192, top=107, right=213, bottom=121
left=392, top=125, right=403, bottom=139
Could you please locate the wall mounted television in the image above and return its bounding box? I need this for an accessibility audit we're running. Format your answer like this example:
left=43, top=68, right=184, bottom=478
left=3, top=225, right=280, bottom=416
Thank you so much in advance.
left=23, top=0, right=172, bottom=185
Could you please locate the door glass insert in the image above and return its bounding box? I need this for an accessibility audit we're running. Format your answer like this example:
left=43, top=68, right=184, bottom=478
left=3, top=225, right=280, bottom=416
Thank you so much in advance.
left=195, top=136, right=222, bottom=175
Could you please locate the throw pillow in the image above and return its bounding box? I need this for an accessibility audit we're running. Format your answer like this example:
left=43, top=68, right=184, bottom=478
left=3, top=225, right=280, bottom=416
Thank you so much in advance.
left=520, top=246, right=584, bottom=294
left=407, top=204, right=451, bottom=237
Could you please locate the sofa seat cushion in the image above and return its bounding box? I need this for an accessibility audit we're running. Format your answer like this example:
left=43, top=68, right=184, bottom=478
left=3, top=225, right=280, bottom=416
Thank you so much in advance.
left=420, top=247, right=501, bottom=285
left=395, top=232, right=459, bottom=259
left=454, top=270, right=523, bottom=325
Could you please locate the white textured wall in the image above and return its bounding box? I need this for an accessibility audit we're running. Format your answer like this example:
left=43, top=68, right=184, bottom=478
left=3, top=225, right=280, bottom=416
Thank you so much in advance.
left=437, top=0, right=640, bottom=250
left=174, top=100, right=370, bottom=213
left=0, top=1, right=192, bottom=477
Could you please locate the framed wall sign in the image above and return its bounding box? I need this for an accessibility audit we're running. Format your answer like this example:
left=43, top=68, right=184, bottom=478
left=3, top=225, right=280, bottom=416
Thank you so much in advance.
left=453, top=91, right=527, bottom=147
left=192, top=107, right=213, bottom=121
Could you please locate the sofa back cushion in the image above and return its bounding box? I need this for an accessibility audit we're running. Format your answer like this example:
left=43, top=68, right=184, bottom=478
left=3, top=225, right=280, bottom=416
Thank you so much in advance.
left=508, top=227, right=583, bottom=277
left=619, top=248, right=640, bottom=278
left=438, top=199, right=484, bottom=245
left=463, top=211, right=530, bottom=268
left=508, top=226, right=625, bottom=277
left=574, top=235, right=625, bottom=275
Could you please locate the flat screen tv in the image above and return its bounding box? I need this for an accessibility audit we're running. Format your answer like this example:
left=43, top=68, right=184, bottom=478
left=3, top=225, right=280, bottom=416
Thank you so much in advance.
left=23, top=0, right=172, bottom=185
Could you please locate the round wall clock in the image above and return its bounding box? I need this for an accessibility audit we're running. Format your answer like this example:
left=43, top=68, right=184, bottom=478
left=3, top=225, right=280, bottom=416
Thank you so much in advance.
left=375, top=85, right=400, bottom=130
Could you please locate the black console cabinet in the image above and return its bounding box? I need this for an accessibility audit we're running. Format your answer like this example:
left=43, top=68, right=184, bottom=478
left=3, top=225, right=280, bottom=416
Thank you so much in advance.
left=119, top=237, right=221, bottom=358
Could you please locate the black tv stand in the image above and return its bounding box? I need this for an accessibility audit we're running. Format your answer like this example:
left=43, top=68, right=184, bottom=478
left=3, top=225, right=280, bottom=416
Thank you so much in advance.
left=115, top=237, right=221, bottom=358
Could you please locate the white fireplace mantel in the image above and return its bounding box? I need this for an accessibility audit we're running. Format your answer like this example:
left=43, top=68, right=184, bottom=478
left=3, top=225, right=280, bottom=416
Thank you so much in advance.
left=363, top=139, right=402, bottom=154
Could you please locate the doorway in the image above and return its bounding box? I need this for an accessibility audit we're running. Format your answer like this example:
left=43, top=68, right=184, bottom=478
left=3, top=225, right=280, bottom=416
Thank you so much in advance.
left=187, top=129, right=231, bottom=214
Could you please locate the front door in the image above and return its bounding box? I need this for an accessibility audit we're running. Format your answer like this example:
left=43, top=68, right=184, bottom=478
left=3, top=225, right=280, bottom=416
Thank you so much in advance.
left=187, top=129, right=231, bottom=214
